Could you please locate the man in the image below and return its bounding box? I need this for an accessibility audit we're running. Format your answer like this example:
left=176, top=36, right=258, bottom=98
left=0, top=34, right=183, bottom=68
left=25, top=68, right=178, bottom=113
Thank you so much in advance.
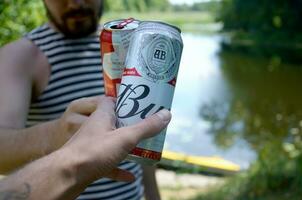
left=0, top=97, right=172, bottom=200
left=0, top=0, right=161, bottom=199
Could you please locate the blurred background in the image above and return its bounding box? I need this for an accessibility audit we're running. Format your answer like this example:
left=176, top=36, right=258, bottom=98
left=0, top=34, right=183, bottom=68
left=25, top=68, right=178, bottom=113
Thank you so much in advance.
left=1, top=0, right=302, bottom=199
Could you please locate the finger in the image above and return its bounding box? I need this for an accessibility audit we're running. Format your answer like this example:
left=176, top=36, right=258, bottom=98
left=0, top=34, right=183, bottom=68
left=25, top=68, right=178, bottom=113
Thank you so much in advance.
left=94, top=96, right=116, bottom=115
left=68, top=96, right=105, bottom=115
left=68, top=114, right=89, bottom=129
left=126, top=109, right=171, bottom=140
left=85, top=97, right=117, bottom=131
left=115, top=109, right=172, bottom=150
left=103, top=168, right=135, bottom=182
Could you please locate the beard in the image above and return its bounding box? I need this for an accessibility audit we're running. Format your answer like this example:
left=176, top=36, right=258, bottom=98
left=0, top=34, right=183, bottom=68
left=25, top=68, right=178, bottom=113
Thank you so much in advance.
left=45, top=3, right=103, bottom=39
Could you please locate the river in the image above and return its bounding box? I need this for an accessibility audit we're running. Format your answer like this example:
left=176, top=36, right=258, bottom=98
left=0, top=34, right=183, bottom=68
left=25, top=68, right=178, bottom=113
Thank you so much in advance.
left=164, top=33, right=302, bottom=169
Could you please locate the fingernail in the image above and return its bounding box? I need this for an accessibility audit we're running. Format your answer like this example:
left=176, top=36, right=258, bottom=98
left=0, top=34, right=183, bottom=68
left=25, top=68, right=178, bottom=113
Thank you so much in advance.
left=156, top=109, right=171, bottom=123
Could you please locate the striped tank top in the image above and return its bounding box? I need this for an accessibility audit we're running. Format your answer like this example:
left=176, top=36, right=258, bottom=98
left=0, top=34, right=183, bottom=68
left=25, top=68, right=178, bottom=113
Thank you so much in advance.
left=25, top=23, right=143, bottom=200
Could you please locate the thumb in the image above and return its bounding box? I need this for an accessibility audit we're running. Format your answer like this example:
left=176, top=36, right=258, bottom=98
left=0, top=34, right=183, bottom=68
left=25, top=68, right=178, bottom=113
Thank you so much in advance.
left=116, top=109, right=172, bottom=148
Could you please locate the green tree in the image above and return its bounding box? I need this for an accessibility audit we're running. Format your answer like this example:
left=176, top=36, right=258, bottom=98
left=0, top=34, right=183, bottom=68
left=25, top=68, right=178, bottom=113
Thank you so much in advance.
left=0, top=0, right=46, bottom=46
left=219, top=0, right=302, bottom=33
left=191, top=1, right=220, bottom=13
left=0, top=0, right=172, bottom=46
left=144, top=0, right=170, bottom=11
left=104, top=0, right=125, bottom=12
left=122, top=0, right=147, bottom=12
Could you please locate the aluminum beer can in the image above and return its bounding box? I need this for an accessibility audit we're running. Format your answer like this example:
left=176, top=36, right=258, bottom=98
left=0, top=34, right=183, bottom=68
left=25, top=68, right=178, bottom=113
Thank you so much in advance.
left=116, top=21, right=183, bottom=165
left=100, top=18, right=140, bottom=97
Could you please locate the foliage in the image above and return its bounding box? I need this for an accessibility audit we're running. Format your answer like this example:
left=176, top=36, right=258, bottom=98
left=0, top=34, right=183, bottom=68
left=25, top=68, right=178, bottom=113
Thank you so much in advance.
left=103, top=0, right=171, bottom=12
left=199, top=100, right=302, bottom=198
left=0, top=0, right=220, bottom=46
left=191, top=148, right=302, bottom=200
left=197, top=51, right=302, bottom=199
left=218, top=0, right=302, bottom=57
left=173, top=1, right=220, bottom=13
left=0, top=0, right=173, bottom=46
left=218, top=0, right=302, bottom=33
left=0, top=0, right=46, bottom=46
left=101, top=12, right=215, bottom=32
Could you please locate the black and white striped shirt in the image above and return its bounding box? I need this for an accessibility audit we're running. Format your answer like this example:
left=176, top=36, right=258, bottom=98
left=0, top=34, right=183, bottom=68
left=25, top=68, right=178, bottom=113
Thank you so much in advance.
left=25, top=23, right=143, bottom=200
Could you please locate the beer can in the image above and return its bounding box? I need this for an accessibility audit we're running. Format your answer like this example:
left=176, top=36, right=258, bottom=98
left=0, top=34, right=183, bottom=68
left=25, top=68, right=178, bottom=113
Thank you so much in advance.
left=116, top=21, right=183, bottom=165
left=100, top=18, right=140, bottom=97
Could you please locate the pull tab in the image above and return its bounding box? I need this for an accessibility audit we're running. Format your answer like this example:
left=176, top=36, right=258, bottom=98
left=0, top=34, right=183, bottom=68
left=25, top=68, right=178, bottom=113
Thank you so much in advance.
left=117, top=18, right=135, bottom=29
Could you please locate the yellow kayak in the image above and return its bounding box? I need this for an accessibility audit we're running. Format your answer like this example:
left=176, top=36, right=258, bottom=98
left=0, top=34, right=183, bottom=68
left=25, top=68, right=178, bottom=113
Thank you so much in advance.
left=161, top=150, right=241, bottom=175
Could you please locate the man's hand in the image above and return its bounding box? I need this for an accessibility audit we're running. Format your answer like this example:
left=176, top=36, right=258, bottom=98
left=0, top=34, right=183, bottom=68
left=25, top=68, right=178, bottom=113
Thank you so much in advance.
left=0, top=96, right=171, bottom=200
left=62, top=96, right=172, bottom=183
left=52, top=96, right=102, bottom=150
left=0, top=96, right=101, bottom=174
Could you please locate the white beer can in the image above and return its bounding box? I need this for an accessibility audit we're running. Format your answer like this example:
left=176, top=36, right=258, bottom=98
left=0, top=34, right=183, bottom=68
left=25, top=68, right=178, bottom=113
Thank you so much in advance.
left=116, top=21, right=183, bottom=165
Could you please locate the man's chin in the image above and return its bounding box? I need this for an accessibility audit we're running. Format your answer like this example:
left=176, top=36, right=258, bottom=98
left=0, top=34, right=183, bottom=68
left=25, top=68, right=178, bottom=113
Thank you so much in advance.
left=63, top=30, right=95, bottom=39
left=60, top=19, right=97, bottom=38
left=63, top=25, right=97, bottom=38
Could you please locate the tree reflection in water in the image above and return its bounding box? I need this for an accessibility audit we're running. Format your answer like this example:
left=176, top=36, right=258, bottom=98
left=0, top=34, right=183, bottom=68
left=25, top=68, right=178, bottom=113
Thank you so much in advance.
left=200, top=51, right=302, bottom=161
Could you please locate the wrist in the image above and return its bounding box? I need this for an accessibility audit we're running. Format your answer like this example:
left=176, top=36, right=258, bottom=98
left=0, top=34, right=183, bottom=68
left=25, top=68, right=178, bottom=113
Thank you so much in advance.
left=24, top=120, right=62, bottom=156
left=56, top=146, right=97, bottom=187
left=15, top=147, right=94, bottom=199
left=47, top=119, right=67, bottom=152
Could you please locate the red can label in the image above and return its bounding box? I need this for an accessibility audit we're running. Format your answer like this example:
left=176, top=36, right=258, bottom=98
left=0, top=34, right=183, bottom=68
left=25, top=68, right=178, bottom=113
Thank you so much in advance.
left=100, top=19, right=140, bottom=97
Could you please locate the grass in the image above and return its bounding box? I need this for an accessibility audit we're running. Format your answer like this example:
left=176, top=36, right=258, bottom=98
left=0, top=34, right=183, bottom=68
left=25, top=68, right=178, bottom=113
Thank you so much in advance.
left=189, top=147, right=302, bottom=200
left=160, top=187, right=211, bottom=200
left=156, top=169, right=225, bottom=200
left=101, top=11, right=219, bottom=33
left=157, top=145, right=302, bottom=200
left=191, top=174, right=302, bottom=200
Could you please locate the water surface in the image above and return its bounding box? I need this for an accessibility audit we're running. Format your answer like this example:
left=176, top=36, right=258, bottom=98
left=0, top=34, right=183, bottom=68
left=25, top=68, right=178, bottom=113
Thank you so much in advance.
left=164, top=33, right=302, bottom=169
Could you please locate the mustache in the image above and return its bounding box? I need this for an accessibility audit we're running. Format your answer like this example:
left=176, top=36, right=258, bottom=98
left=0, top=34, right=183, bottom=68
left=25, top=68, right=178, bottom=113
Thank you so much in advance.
left=63, top=8, right=94, bottom=19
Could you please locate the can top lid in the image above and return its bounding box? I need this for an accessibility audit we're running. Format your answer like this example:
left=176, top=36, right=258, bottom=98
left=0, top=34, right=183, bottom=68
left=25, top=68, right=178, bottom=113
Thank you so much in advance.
left=104, top=18, right=140, bottom=31
left=139, top=21, right=181, bottom=33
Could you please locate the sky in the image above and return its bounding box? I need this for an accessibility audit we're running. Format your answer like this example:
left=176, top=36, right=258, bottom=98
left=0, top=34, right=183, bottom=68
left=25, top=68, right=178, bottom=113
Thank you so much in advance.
left=169, top=0, right=205, bottom=5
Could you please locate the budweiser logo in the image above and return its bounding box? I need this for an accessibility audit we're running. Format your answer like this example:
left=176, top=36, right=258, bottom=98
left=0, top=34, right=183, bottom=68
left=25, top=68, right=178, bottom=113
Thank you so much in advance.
left=116, top=83, right=165, bottom=121
left=139, top=35, right=177, bottom=83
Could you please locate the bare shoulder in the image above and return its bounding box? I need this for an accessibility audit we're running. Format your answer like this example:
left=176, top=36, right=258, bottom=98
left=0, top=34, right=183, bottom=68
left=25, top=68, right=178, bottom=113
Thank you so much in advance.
left=0, top=38, right=40, bottom=128
left=0, top=38, right=39, bottom=58
left=0, top=38, right=40, bottom=75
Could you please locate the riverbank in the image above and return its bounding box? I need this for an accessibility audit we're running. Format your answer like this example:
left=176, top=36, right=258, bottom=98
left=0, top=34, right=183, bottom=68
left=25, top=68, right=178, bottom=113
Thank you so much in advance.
left=189, top=143, right=302, bottom=200
left=101, top=11, right=219, bottom=33
left=157, top=169, right=225, bottom=200
left=221, top=31, right=302, bottom=63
